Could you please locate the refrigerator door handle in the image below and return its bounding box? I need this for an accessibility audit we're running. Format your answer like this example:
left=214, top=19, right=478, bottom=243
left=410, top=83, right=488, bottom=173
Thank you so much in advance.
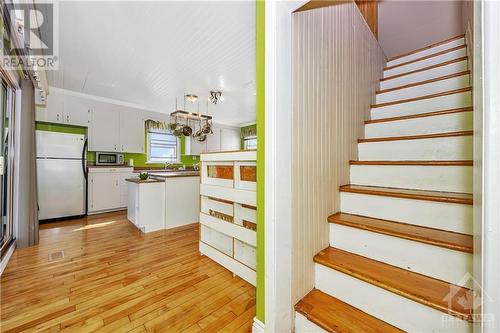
left=82, top=138, right=88, bottom=181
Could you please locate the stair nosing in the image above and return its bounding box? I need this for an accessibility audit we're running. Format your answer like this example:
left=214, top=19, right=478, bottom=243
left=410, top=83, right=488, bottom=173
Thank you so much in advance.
left=365, top=107, right=473, bottom=124
left=376, top=71, right=470, bottom=95
left=371, top=87, right=471, bottom=109
left=328, top=212, right=473, bottom=253
left=388, top=34, right=465, bottom=62
left=339, top=184, right=473, bottom=205
left=295, top=289, right=404, bottom=333
left=384, top=45, right=466, bottom=71
left=381, top=57, right=468, bottom=82
left=350, top=160, right=473, bottom=166
left=358, top=130, right=473, bottom=143
left=314, top=247, right=474, bottom=322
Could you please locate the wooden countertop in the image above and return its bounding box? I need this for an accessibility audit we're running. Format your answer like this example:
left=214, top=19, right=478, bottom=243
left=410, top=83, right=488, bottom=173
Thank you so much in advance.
left=125, top=178, right=165, bottom=184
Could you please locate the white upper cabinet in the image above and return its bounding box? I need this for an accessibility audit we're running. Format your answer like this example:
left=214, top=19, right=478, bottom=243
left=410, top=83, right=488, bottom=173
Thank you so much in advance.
left=36, top=91, right=64, bottom=123
left=63, top=94, right=91, bottom=127
left=90, top=102, right=121, bottom=152
left=220, top=127, right=241, bottom=151
left=184, top=136, right=207, bottom=155
left=205, top=126, right=221, bottom=153
left=119, top=107, right=145, bottom=153
left=36, top=91, right=91, bottom=127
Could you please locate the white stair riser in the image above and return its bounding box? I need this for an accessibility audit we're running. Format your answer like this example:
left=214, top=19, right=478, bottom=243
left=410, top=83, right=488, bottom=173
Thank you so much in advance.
left=358, top=136, right=473, bottom=161
left=376, top=75, right=470, bottom=104
left=329, top=224, right=473, bottom=288
left=380, top=60, right=468, bottom=90
left=315, top=264, right=472, bottom=333
left=371, top=91, right=471, bottom=120
left=340, top=192, right=472, bottom=234
left=295, top=313, right=328, bottom=333
left=366, top=112, right=473, bottom=138
left=384, top=48, right=466, bottom=78
left=387, top=38, right=465, bottom=67
left=350, top=165, right=473, bottom=193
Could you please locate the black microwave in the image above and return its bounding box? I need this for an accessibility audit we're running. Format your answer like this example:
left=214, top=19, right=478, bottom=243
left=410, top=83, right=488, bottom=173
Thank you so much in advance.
left=95, top=152, right=125, bottom=165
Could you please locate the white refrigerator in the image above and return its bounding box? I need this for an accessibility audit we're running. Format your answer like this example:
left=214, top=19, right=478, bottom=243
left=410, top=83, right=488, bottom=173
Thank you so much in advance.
left=36, top=131, right=87, bottom=220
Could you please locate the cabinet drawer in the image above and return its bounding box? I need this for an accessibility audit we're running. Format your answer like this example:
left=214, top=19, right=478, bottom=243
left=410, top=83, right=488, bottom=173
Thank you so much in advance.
left=201, top=225, right=233, bottom=257
left=234, top=239, right=256, bottom=270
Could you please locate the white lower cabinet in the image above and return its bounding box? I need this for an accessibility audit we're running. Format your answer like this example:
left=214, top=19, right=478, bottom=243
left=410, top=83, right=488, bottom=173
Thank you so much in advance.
left=127, top=180, right=165, bottom=233
left=88, top=167, right=133, bottom=214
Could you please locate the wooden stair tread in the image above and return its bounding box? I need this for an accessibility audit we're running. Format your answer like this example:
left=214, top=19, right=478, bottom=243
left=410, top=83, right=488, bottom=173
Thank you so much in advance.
left=350, top=160, right=473, bottom=166
left=295, top=289, right=403, bottom=333
left=381, top=57, right=469, bottom=82
left=376, top=71, right=470, bottom=95
left=358, top=130, right=472, bottom=143
left=365, top=107, right=473, bottom=124
left=389, top=34, right=465, bottom=62
left=371, top=87, right=471, bottom=108
left=314, top=247, right=474, bottom=321
left=339, top=185, right=473, bottom=205
left=384, top=45, right=466, bottom=71
left=328, top=213, right=473, bottom=253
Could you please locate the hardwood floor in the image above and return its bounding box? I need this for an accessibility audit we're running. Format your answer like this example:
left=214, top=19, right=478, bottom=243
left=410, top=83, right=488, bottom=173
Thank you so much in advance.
left=0, top=211, right=255, bottom=332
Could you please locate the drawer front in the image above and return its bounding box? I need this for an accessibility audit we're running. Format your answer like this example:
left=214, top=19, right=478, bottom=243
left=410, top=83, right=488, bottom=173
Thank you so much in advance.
left=234, top=239, right=256, bottom=270
left=201, top=225, right=233, bottom=257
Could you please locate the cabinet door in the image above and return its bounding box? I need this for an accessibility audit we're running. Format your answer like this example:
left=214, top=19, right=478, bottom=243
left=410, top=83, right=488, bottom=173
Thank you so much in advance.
left=220, top=127, right=241, bottom=151
left=88, top=173, right=120, bottom=212
left=205, top=127, right=221, bottom=153
left=89, top=103, right=120, bottom=152
left=118, top=172, right=133, bottom=207
left=63, top=94, right=91, bottom=127
left=36, top=91, right=64, bottom=123
left=119, top=108, right=145, bottom=153
left=184, top=136, right=206, bottom=155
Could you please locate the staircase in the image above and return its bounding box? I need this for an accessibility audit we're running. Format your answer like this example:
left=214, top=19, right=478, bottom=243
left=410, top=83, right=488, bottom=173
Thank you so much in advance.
left=295, top=34, right=474, bottom=332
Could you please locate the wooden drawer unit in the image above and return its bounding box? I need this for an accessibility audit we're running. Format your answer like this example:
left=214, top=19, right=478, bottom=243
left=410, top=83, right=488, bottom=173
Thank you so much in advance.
left=198, top=150, right=257, bottom=286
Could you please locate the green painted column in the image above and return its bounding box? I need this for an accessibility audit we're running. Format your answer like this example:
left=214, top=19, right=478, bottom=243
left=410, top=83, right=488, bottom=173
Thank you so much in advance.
left=256, top=0, right=265, bottom=323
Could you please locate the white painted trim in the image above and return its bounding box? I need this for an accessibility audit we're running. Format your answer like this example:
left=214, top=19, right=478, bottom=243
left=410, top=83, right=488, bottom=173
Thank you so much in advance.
left=476, top=1, right=500, bottom=332
left=200, top=184, right=256, bottom=206
left=264, top=1, right=308, bottom=332
left=0, top=241, right=16, bottom=276
left=199, top=213, right=256, bottom=246
left=252, top=317, right=265, bottom=333
left=200, top=150, right=256, bottom=162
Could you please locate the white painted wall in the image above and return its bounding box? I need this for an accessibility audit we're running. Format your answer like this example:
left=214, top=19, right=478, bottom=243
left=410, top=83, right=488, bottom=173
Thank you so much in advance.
left=378, top=0, right=463, bottom=59
left=291, top=0, right=385, bottom=309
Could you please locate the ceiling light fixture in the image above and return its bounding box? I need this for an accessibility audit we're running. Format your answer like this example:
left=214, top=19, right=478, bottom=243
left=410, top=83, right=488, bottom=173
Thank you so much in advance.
left=185, top=94, right=198, bottom=103
left=208, top=91, right=224, bottom=104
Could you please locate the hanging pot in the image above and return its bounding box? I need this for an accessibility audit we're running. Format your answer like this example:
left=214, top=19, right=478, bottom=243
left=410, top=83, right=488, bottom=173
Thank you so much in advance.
left=182, top=125, right=193, bottom=137
left=169, top=123, right=178, bottom=131
left=197, top=134, right=207, bottom=142
left=173, top=128, right=183, bottom=137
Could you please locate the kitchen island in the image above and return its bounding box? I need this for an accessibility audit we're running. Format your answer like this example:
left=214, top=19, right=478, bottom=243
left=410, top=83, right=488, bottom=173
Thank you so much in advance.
left=126, top=170, right=200, bottom=232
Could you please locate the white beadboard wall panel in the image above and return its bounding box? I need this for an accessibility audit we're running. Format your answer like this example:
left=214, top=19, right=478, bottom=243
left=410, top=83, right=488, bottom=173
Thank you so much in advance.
left=291, top=2, right=386, bottom=304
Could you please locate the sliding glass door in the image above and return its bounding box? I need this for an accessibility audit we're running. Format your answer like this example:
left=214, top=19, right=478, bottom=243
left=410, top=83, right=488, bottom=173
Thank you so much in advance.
left=0, top=78, right=15, bottom=257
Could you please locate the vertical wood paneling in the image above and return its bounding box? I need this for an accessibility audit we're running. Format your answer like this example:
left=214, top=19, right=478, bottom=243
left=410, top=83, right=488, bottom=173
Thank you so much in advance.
left=291, top=2, right=385, bottom=304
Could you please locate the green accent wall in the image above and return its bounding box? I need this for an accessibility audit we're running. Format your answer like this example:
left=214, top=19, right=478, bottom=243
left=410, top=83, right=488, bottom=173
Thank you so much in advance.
left=256, top=0, right=265, bottom=323
left=35, top=122, right=198, bottom=167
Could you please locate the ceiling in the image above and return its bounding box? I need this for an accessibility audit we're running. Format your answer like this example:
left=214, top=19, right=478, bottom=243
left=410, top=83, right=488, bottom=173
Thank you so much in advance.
left=48, top=1, right=256, bottom=126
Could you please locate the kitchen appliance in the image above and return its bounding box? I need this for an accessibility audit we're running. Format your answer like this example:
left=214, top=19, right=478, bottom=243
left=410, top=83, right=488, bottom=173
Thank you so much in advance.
left=95, top=152, right=124, bottom=166
left=36, top=131, right=87, bottom=220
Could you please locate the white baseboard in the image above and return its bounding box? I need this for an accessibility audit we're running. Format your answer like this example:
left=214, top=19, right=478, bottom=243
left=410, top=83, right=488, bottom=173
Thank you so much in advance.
left=252, top=317, right=265, bottom=333
left=0, top=241, right=16, bottom=275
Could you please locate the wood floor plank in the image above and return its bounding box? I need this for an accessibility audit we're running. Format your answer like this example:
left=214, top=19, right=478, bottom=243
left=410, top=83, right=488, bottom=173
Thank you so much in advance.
left=0, top=212, right=255, bottom=332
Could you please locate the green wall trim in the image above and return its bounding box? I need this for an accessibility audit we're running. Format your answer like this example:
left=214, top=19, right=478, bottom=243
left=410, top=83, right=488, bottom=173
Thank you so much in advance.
left=256, top=0, right=265, bottom=323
